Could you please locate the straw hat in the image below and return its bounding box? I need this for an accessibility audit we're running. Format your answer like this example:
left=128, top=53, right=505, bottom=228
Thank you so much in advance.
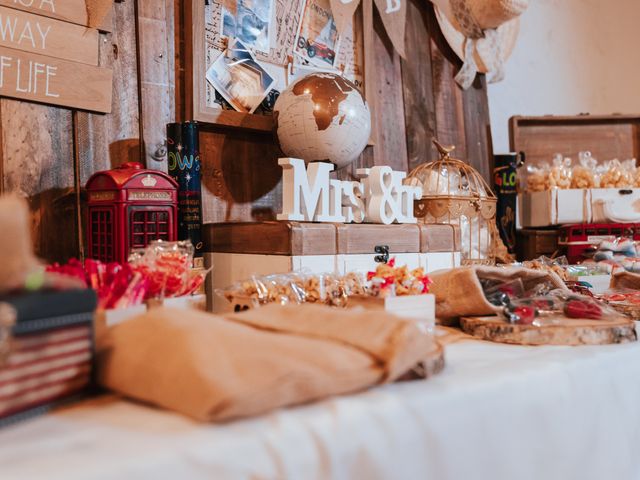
left=430, top=0, right=529, bottom=89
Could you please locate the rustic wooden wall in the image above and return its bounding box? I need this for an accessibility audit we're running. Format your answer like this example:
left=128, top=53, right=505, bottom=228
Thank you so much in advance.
left=0, top=0, right=492, bottom=263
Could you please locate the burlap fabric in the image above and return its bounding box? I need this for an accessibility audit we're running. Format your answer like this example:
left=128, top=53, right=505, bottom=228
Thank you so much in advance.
left=0, top=196, right=40, bottom=293
left=97, top=304, right=434, bottom=422
left=610, top=271, right=640, bottom=290
left=430, top=266, right=568, bottom=322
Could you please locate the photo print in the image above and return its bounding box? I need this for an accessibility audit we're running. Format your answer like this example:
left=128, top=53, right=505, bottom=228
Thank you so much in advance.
left=206, top=39, right=276, bottom=113
left=221, top=0, right=274, bottom=53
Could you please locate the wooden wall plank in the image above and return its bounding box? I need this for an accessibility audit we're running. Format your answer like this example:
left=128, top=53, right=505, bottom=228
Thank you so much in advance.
left=166, top=0, right=176, bottom=122
left=0, top=6, right=100, bottom=65
left=137, top=0, right=173, bottom=171
left=462, top=74, right=492, bottom=181
left=0, top=45, right=112, bottom=113
left=76, top=0, right=141, bottom=187
left=362, top=0, right=376, bottom=148
left=0, top=0, right=90, bottom=26
left=1, top=100, right=77, bottom=261
left=426, top=3, right=467, bottom=161
left=368, top=5, right=407, bottom=171
left=0, top=0, right=113, bottom=29
left=173, top=0, right=183, bottom=122
left=401, top=0, right=437, bottom=172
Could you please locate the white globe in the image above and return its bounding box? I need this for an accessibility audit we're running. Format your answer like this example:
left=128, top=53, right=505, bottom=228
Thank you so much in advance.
left=274, top=72, right=371, bottom=169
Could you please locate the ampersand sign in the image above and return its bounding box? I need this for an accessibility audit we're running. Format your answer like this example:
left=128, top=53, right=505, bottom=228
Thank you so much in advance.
left=367, top=166, right=402, bottom=224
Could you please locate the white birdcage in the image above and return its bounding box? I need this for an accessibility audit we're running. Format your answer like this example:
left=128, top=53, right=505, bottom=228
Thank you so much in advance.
left=406, top=140, right=498, bottom=264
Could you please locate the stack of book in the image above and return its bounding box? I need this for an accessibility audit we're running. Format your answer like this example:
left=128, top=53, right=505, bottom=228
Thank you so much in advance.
left=0, top=289, right=97, bottom=427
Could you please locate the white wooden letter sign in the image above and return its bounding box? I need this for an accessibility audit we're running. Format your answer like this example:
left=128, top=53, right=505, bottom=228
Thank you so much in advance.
left=278, top=158, right=422, bottom=225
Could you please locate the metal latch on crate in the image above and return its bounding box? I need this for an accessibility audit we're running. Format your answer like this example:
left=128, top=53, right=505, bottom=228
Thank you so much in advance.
left=374, top=245, right=390, bottom=264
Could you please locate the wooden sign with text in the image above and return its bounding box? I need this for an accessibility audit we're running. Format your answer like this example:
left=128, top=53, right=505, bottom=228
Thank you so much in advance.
left=0, top=0, right=111, bottom=29
left=0, top=45, right=112, bottom=112
left=0, top=6, right=98, bottom=64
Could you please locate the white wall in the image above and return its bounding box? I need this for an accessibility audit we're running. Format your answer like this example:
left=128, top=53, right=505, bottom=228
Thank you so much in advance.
left=488, top=0, right=640, bottom=153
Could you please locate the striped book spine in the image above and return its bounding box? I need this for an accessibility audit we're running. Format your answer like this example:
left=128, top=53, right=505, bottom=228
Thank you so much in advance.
left=0, top=325, right=92, bottom=419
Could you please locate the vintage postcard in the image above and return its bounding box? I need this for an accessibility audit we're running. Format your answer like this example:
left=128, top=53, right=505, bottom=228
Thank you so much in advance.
left=206, top=39, right=276, bottom=113
left=221, top=0, right=274, bottom=54
left=294, top=0, right=340, bottom=68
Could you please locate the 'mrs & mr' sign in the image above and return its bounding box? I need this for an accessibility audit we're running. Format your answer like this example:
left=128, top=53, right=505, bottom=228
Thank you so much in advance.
left=278, top=158, right=423, bottom=225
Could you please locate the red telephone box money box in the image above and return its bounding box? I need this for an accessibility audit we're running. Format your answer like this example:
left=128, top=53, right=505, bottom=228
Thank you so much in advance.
left=86, top=162, right=178, bottom=263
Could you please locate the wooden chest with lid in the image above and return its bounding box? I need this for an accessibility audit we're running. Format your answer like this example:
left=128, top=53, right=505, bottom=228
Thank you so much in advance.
left=512, top=115, right=640, bottom=227
left=204, top=221, right=461, bottom=311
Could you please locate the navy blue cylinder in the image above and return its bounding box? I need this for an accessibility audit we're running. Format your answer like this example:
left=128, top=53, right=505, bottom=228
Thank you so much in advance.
left=167, top=121, right=203, bottom=257
left=493, top=152, right=524, bottom=254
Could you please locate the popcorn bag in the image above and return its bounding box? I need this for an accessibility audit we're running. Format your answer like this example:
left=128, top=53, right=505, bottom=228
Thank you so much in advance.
left=600, top=159, right=632, bottom=188
left=524, top=161, right=549, bottom=192
left=219, top=260, right=432, bottom=311
left=571, top=151, right=598, bottom=189
left=548, top=154, right=572, bottom=189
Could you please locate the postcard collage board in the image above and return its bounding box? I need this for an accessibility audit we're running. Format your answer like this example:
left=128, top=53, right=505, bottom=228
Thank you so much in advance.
left=204, top=0, right=364, bottom=115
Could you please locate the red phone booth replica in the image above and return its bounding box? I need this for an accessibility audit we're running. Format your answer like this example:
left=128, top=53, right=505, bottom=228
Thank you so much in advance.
left=86, top=162, right=178, bottom=263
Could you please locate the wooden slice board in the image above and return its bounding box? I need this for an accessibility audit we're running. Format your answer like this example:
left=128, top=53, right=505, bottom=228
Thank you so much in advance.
left=608, top=302, right=640, bottom=321
left=460, top=315, right=637, bottom=346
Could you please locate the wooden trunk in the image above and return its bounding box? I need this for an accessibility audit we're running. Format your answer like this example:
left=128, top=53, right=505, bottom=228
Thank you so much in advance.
left=206, top=222, right=460, bottom=254
left=510, top=115, right=640, bottom=166
left=205, top=221, right=461, bottom=311
left=513, top=115, right=640, bottom=228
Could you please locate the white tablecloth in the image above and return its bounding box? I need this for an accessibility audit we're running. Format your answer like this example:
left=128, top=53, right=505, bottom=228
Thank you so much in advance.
left=2, top=331, right=640, bottom=480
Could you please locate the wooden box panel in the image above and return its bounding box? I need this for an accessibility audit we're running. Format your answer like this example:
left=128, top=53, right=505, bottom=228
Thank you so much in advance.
left=516, top=228, right=559, bottom=261
left=205, top=222, right=460, bottom=256
left=335, top=224, right=420, bottom=254
left=203, top=221, right=337, bottom=256
left=418, top=224, right=460, bottom=252
left=509, top=115, right=640, bottom=166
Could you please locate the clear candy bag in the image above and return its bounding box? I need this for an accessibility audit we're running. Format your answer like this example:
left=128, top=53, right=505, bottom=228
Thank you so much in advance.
left=219, top=260, right=433, bottom=310
left=547, top=154, right=572, bottom=189
left=521, top=255, right=570, bottom=281
left=481, top=277, right=621, bottom=325
left=132, top=240, right=194, bottom=299
left=600, top=159, right=632, bottom=188
left=525, top=161, right=550, bottom=192
left=571, top=151, right=598, bottom=189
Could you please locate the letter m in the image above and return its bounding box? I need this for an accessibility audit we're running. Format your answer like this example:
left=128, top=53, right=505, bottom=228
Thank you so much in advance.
left=277, top=158, right=335, bottom=222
